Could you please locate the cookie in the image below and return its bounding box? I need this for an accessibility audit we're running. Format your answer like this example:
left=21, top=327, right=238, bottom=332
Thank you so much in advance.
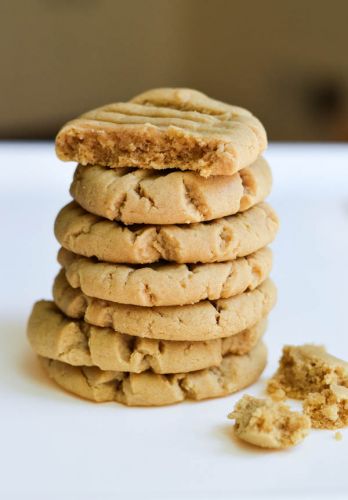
left=58, top=246, right=272, bottom=306
left=54, top=201, right=279, bottom=264
left=70, top=157, right=272, bottom=225
left=39, top=341, right=267, bottom=406
left=55, top=87, right=267, bottom=178
left=53, top=271, right=277, bottom=341
left=27, top=300, right=267, bottom=373
left=228, top=395, right=310, bottom=449
left=267, top=345, right=348, bottom=400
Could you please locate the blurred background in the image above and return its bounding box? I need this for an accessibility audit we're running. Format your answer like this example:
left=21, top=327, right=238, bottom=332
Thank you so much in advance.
left=1, top=0, right=348, bottom=141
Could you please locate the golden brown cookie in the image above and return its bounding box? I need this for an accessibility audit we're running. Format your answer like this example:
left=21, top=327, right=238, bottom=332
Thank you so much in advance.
left=228, top=395, right=311, bottom=449
left=39, top=341, right=267, bottom=406
left=54, top=201, right=279, bottom=264
left=27, top=300, right=267, bottom=374
left=58, top=246, right=272, bottom=306
left=53, top=270, right=277, bottom=341
left=70, top=157, right=272, bottom=224
left=55, top=87, right=267, bottom=177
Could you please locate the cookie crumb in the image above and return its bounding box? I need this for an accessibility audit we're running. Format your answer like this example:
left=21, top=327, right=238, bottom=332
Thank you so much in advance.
left=334, top=431, right=343, bottom=441
left=228, top=394, right=311, bottom=449
left=267, top=381, right=286, bottom=401
left=304, top=384, right=348, bottom=429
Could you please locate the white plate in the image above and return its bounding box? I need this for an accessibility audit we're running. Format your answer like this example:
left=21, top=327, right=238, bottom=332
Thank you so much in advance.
left=1, top=143, right=348, bottom=500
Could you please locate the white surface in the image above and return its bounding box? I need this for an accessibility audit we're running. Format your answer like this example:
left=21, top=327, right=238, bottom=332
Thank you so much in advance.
left=1, top=142, right=348, bottom=500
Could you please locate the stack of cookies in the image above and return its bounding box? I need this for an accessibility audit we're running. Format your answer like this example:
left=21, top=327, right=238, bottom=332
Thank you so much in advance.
left=27, top=88, right=279, bottom=406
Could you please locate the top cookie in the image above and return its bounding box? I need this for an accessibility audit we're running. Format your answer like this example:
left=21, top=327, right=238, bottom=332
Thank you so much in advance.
left=55, top=87, right=267, bottom=177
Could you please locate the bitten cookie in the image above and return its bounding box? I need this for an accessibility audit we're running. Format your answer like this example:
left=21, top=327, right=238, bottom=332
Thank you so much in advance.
left=70, top=157, right=272, bottom=224
left=55, top=87, right=267, bottom=177
left=58, top=247, right=272, bottom=306
left=39, top=341, right=267, bottom=406
left=54, top=201, right=279, bottom=264
left=53, top=271, right=277, bottom=341
left=27, top=300, right=267, bottom=374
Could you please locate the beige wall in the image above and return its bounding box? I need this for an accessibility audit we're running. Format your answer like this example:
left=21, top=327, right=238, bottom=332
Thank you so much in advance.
left=1, top=0, right=348, bottom=140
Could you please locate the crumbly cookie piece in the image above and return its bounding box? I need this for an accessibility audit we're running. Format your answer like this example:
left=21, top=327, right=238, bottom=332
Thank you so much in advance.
left=54, top=201, right=279, bottom=264
left=28, top=300, right=267, bottom=373
left=58, top=247, right=272, bottom=306
left=55, top=87, right=267, bottom=178
left=228, top=395, right=310, bottom=449
left=303, top=384, right=348, bottom=430
left=267, top=345, right=348, bottom=400
left=53, top=271, right=277, bottom=341
left=70, top=157, right=272, bottom=225
left=39, top=341, right=267, bottom=406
